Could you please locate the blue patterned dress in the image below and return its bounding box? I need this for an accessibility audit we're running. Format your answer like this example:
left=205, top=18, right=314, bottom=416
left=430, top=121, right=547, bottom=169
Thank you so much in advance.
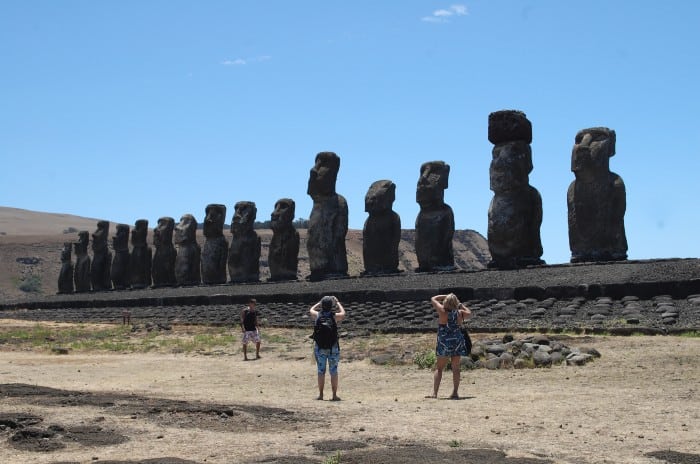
left=436, top=309, right=467, bottom=357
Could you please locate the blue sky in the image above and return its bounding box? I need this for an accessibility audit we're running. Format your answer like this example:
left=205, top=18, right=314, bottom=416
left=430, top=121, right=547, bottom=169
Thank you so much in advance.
left=2, top=1, right=699, bottom=265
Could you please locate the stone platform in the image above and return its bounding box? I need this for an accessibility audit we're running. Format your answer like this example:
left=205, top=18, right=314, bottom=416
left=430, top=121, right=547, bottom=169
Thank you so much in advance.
left=1, top=259, right=699, bottom=335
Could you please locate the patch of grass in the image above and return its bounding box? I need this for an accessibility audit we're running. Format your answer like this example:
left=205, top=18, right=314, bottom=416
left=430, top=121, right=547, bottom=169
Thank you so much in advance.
left=448, top=439, right=463, bottom=448
left=18, top=275, right=42, bottom=293
left=678, top=331, right=700, bottom=338
left=323, top=452, right=341, bottom=464
left=413, top=349, right=436, bottom=369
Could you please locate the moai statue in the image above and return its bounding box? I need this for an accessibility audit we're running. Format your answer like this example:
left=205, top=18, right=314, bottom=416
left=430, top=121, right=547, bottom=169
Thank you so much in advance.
left=415, top=161, right=455, bottom=272
left=174, top=214, right=201, bottom=286
left=129, top=219, right=152, bottom=289
left=90, top=220, right=112, bottom=291
left=487, top=110, right=544, bottom=269
left=201, top=204, right=229, bottom=284
left=110, top=224, right=130, bottom=290
left=57, top=242, right=74, bottom=294
left=227, top=201, right=261, bottom=283
left=152, top=216, right=177, bottom=287
left=363, top=180, right=401, bottom=275
left=268, top=198, right=300, bottom=281
left=306, top=151, right=349, bottom=280
left=568, top=127, right=627, bottom=262
left=73, top=231, right=91, bottom=293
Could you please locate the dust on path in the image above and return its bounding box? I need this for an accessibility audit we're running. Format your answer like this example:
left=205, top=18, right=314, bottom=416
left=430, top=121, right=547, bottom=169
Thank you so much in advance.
left=0, top=332, right=698, bottom=464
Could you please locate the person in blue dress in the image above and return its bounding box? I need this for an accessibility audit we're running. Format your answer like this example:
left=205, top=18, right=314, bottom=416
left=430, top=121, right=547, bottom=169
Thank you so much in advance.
left=430, top=293, right=472, bottom=399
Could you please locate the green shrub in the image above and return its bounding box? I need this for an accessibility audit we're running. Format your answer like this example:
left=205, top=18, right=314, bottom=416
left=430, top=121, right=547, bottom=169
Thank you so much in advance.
left=18, top=275, right=42, bottom=293
left=413, top=349, right=436, bottom=369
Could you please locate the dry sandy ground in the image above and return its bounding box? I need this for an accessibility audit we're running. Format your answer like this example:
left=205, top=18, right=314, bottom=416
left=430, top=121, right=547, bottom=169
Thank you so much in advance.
left=0, top=327, right=698, bottom=464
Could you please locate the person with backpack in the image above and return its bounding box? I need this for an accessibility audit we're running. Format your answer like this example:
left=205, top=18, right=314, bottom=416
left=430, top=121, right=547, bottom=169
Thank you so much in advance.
left=309, top=295, right=346, bottom=401
left=240, top=298, right=261, bottom=361
left=429, top=293, right=472, bottom=399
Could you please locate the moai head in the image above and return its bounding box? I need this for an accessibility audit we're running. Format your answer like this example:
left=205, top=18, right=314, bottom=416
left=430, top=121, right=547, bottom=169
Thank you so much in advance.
left=365, top=180, right=396, bottom=214
left=416, top=161, right=449, bottom=208
left=174, top=214, right=197, bottom=245
left=113, top=224, right=130, bottom=250
left=74, top=230, right=89, bottom=255
left=153, top=217, right=175, bottom=247
left=489, top=143, right=532, bottom=193
left=307, top=152, right=340, bottom=199
left=131, top=219, right=148, bottom=247
left=572, top=127, right=616, bottom=180
left=92, top=221, right=109, bottom=250
left=203, top=204, right=227, bottom=238
left=271, top=198, right=295, bottom=231
left=61, top=242, right=72, bottom=262
left=231, top=201, right=257, bottom=235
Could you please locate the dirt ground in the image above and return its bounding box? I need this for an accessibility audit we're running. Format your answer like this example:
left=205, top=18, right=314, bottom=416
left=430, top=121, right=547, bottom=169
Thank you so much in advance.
left=0, top=324, right=698, bottom=464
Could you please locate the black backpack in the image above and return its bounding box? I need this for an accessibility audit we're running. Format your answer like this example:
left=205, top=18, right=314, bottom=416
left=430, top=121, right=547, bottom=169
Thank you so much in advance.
left=313, top=311, right=338, bottom=349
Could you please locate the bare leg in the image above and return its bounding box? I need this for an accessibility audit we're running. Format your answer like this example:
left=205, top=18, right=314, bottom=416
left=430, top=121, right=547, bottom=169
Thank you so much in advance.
left=317, top=373, right=325, bottom=400
left=242, top=343, right=248, bottom=361
left=255, top=341, right=261, bottom=359
left=432, top=357, right=448, bottom=398
left=330, top=373, right=340, bottom=400
left=450, top=356, right=461, bottom=398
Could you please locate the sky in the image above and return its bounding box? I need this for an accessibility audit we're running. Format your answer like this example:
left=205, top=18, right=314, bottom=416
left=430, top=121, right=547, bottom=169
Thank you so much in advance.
left=2, top=1, right=699, bottom=265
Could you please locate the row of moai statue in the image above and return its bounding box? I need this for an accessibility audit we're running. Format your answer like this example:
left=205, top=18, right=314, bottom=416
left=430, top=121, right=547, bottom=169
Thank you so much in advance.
left=57, top=109, right=627, bottom=293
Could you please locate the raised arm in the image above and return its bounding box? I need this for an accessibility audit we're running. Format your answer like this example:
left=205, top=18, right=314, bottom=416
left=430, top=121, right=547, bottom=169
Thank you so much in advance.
left=431, top=294, right=447, bottom=315
left=458, top=302, right=472, bottom=323
left=309, top=301, right=321, bottom=321
left=334, top=297, right=346, bottom=322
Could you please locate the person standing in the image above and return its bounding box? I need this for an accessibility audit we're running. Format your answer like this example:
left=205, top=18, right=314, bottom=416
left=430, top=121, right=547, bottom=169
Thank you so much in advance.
left=309, top=295, right=346, bottom=400
left=430, top=293, right=471, bottom=399
left=241, top=298, right=261, bottom=360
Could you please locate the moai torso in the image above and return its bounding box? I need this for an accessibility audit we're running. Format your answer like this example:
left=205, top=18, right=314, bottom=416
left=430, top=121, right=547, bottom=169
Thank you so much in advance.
left=201, top=204, right=229, bottom=284
left=363, top=180, right=401, bottom=275
left=227, top=201, right=261, bottom=283
left=487, top=110, right=544, bottom=269
left=306, top=152, right=348, bottom=280
left=568, top=127, right=627, bottom=262
left=174, top=214, right=201, bottom=286
left=152, top=216, right=177, bottom=287
left=129, top=219, right=152, bottom=289
left=110, top=224, right=130, bottom=290
left=269, top=198, right=300, bottom=281
left=415, top=161, right=455, bottom=272
left=57, top=242, right=74, bottom=294
left=90, top=220, right=112, bottom=291
left=73, top=231, right=91, bottom=293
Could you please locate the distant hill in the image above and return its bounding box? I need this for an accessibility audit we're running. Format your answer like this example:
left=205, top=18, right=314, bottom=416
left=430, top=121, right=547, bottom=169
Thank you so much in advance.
left=0, top=207, right=490, bottom=300
left=0, top=207, right=105, bottom=236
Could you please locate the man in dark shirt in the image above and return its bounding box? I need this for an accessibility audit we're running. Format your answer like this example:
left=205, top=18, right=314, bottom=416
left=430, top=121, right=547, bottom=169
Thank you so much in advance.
left=240, top=298, right=260, bottom=360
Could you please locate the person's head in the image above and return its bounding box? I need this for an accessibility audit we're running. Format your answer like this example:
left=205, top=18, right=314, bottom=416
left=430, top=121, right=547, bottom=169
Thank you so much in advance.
left=321, top=295, right=335, bottom=311
left=248, top=298, right=257, bottom=308
left=443, top=293, right=460, bottom=311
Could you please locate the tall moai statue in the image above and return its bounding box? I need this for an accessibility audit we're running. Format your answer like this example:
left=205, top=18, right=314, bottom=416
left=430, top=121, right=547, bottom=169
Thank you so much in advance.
left=57, top=242, right=74, bottom=294
left=90, top=220, right=112, bottom=291
left=363, top=180, right=401, bottom=275
left=201, top=204, right=229, bottom=284
left=110, top=224, right=130, bottom=290
left=174, top=214, right=201, bottom=286
left=568, top=127, right=627, bottom=262
left=268, top=198, right=300, bottom=281
left=487, top=110, right=544, bottom=269
left=73, top=231, right=91, bottom=293
left=415, top=161, right=455, bottom=272
left=306, top=151, right=349, bottom=280
left=227, top=201, right=261, bottom=283
left=152, top=216, right=177, bottom=287
left=129, top=219, right=152, bottom=289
